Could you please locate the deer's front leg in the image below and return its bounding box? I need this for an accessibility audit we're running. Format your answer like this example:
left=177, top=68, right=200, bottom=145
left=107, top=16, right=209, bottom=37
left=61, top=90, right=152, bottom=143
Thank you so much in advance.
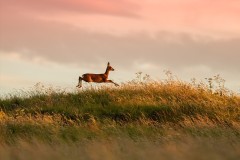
left=106, top=80, right=119, bottom=86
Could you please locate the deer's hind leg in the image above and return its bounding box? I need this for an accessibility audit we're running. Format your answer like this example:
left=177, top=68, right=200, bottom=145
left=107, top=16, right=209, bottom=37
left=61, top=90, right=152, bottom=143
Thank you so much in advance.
left=76, top=76, right=83, bottom=88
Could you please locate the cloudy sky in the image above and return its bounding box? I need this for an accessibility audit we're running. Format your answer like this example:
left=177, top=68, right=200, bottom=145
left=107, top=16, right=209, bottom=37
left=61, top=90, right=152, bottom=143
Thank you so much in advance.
left=0, top=0, right=240, bottom=95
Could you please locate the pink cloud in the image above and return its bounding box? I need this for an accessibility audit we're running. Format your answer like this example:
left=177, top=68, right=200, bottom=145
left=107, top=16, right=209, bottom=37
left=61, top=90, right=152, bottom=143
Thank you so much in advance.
left=1, top=0, right=139, bottom=17
left=1, top=0, right=240, bottom=38
left=140, top=0, right=240, bottom=33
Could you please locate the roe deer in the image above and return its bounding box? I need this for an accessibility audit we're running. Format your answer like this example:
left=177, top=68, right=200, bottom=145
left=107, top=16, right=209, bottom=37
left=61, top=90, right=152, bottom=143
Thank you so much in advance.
left=76, top=62, right=119, bottom=88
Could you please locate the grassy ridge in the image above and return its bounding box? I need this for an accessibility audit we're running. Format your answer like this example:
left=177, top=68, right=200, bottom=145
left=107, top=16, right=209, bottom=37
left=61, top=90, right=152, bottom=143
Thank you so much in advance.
left=0, top=80, right=240, bottom=143
left=1, top=78, right=240, bottom=159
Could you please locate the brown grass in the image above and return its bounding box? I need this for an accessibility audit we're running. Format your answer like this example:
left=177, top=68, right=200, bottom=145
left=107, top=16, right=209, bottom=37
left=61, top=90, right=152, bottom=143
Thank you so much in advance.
left=0, top=74, right=240, bottom=159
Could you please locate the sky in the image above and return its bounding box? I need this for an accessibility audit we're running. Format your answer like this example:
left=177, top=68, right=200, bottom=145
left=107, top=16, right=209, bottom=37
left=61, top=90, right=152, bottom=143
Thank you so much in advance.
left=0, top=0, right=240, bottom=96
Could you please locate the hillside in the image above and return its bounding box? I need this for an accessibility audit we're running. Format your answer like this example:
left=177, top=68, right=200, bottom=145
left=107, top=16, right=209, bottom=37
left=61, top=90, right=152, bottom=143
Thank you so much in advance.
left=0, top=78, right=240, bottom=159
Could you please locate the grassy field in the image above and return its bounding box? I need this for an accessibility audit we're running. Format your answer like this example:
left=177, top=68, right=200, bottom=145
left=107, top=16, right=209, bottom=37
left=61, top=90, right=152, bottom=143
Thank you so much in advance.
left=0, top=75, right=240, bottom=159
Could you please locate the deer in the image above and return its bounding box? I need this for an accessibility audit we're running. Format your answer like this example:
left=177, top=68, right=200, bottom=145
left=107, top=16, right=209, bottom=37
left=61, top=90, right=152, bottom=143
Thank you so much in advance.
left=76, top=62, right=119, bottom=88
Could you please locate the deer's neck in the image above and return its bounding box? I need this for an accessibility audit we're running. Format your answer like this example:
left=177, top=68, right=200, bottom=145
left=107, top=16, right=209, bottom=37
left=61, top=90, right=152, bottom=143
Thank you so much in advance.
left=104, top=68, right=110, bottom=77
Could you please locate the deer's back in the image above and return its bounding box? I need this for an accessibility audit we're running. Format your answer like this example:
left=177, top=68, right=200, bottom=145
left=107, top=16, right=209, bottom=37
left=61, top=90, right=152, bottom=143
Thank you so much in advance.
left=82, top=73, right=107, bottom=82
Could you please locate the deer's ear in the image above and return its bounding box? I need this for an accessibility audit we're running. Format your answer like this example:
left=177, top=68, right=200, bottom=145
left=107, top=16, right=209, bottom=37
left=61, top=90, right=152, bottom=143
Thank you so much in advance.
left=107, top=62, right=110, bottom=66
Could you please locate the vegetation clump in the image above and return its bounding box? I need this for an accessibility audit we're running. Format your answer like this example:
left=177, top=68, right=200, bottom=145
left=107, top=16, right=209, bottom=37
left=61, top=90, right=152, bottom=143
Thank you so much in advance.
left=0, top=73, right=240, bottom=159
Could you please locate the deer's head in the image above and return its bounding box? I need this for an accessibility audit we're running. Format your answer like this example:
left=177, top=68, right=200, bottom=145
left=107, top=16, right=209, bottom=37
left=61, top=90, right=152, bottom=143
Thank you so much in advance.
left=107, top=62, right=115, bottom=71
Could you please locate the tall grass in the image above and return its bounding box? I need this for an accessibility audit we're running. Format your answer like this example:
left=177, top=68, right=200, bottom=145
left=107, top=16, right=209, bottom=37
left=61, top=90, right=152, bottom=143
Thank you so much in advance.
left=0, top=74, right=240, bottom=159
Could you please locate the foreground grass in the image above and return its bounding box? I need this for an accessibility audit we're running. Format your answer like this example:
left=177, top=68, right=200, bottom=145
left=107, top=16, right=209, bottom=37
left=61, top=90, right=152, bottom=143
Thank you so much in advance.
left=0, top=79, right=240, bottom=159
left=1, top=137, right=240, bottom=160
